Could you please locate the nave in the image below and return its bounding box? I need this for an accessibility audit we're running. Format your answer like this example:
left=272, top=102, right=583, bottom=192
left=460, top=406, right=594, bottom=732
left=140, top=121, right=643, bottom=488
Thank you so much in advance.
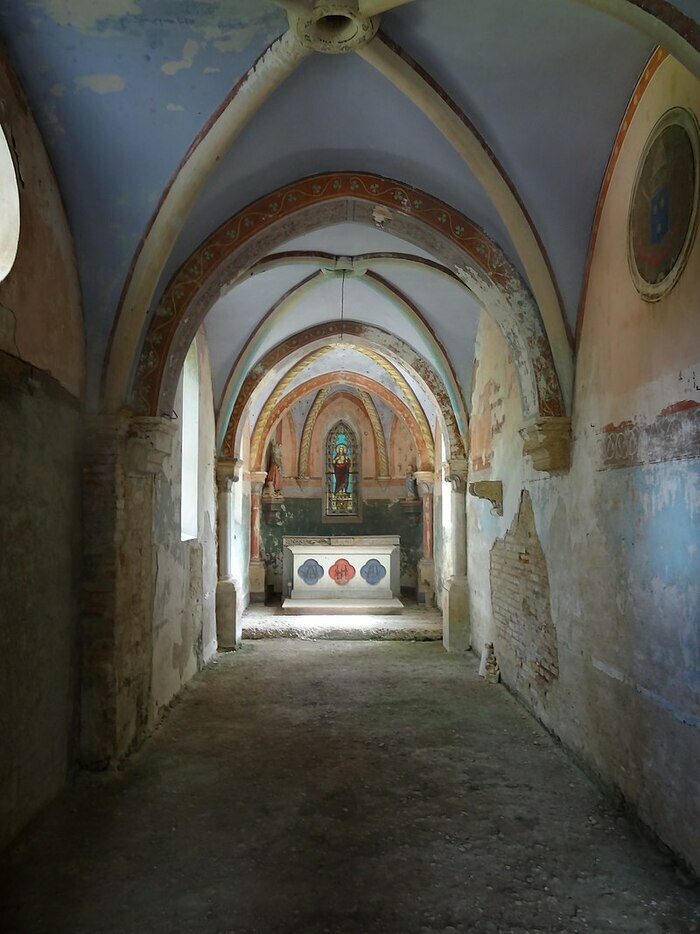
left=1, top=641, right=698, bottom=934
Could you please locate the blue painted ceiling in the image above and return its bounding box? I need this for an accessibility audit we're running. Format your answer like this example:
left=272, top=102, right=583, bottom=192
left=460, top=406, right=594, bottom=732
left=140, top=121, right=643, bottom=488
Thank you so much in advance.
left=0, top=0, right=665, bottom=403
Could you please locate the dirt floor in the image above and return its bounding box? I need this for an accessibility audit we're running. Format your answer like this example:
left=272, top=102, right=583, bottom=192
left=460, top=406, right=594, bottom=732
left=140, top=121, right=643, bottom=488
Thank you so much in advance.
left=1, top=640, right=699, bottom=934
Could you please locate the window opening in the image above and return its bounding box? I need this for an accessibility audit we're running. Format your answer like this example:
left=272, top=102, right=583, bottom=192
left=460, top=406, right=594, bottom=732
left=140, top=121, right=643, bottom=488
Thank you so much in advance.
left=0, top=124, right=20, bottom=283
left=326, top=420, right=359, bottom=517
left=180, top=341, right=199, bottom=541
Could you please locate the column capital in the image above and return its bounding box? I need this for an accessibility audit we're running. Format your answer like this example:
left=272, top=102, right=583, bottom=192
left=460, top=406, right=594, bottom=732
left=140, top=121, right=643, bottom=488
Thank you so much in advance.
left=444, top=457, right=469, bottom=493
left=125, top=415, right=176, bottom=476
left=216, top=458, right=242, bottom=492
left=414, top=470, right=434, bottom=498
left=250, top=470, right=268, bottom=494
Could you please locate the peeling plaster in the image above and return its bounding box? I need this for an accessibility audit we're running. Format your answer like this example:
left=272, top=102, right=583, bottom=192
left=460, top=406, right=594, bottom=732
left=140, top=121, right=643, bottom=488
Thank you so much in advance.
left=189, top=1, right=284, bottom=54
left=162, top=40, right=199, bottom=76
left=74, top=74, right=125, bottom=94
left=31, top=0, right=140, bottom=33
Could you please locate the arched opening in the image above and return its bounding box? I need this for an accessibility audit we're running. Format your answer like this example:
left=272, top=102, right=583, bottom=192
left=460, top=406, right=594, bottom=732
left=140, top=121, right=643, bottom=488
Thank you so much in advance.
left=325, top=420, right=360, bottom=518
left=0, top=123, right=20, bottom=284
left=180, top=339, right=200, bottom=542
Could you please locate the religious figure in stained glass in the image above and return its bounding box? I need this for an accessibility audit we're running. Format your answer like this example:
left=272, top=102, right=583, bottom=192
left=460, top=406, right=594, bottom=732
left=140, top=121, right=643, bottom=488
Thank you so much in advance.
left=326, top=421, right=358, bottom=516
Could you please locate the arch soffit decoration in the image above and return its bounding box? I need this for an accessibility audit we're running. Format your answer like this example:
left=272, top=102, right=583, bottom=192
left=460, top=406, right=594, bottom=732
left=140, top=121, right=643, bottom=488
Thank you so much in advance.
left=249, top=345, right=434, bottom=469
left=215, top=254, right=468, bottom=445
left=260, top=372, right=426, bottom=479
left=225, top=323, right=442, bottom=464
left=134, top=174, right=565, bottom=429
left=297, top=386, right=332, bottom=479
left=260, top=372, right=431, bottom=474
left=291, top=388, right=386, bottom=479
left=246, top=337, right=435, bottom=458
left=105, top=0, right=700, bottom=414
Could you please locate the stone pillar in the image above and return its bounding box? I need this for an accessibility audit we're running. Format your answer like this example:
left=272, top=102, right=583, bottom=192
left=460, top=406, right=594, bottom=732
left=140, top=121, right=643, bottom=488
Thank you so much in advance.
left=414, top=469, right=435, bottom=606
left=216, top=459, right=241, bottom=650
left=443, top=457, right=470, bottom=653
left=248, top=470, right=267, bottom=603
left=82, top=413, right=176, bottom=768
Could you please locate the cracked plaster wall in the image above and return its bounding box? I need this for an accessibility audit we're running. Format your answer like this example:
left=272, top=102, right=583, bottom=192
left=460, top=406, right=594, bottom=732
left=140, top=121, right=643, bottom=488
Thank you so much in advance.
left=151, top=333, right=217, bottom=716
left=467, top=57, right=700, bottom=872
left=0, top=53, right=84, bottom=848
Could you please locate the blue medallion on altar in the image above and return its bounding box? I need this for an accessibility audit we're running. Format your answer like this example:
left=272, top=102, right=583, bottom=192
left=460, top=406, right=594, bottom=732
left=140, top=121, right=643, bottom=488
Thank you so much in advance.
left=298, top=558, right=324, bottom=586
left=360, top=558, right=386, bottom=586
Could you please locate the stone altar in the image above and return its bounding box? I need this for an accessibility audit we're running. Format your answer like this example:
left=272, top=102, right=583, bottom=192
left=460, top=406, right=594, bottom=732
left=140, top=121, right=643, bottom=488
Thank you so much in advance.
left=282, top=535, right=402, bottom=614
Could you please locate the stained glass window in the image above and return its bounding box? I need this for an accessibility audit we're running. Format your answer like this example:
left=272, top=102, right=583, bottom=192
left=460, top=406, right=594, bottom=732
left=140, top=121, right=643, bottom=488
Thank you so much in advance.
left=326, top=421, right=358, bottom=516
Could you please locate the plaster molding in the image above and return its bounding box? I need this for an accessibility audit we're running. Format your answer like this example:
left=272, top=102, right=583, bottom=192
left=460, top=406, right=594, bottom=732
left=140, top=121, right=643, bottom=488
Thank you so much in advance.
left=468, top=480, right=503, bottom=516
left=520, top=417, right=572, bottom=473
left=289, top=2, right=380, bottom=53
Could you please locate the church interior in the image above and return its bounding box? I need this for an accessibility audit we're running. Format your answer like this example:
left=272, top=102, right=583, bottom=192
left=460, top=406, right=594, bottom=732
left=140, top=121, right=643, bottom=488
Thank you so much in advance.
left=0, top=0, right=699, bottom=929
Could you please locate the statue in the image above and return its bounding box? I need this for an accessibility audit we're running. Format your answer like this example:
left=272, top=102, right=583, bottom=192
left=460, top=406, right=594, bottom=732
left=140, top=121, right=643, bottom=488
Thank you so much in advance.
left=332, top=443, right=351, bottom=494
left=405, top=464, right=418, bottom=500
left=265, top=440, right=283, bottom=494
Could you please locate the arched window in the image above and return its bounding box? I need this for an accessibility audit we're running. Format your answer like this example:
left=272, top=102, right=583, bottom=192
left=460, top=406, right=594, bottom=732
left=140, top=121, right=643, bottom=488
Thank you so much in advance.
left=326, top=420, right=359, bottom=517
left=0, top=124, right=20, bottom=283
left=180, top=341, right=199, bottom=541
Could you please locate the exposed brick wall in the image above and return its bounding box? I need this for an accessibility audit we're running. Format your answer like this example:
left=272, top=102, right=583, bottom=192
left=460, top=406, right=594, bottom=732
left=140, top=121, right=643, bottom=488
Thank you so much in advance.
left=489, top=491, right=558, bottom=711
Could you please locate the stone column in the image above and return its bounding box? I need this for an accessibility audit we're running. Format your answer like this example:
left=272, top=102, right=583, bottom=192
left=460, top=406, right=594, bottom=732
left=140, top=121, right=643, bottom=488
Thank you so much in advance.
left=443, top=457, right=470, bottom=653
left=248, top=470, right=267, bottom=603
left=215, top=458, right=241, bottom=650
left=82, top=413, right=176, bottom=768
left=414, top=469, right=435, bottom=606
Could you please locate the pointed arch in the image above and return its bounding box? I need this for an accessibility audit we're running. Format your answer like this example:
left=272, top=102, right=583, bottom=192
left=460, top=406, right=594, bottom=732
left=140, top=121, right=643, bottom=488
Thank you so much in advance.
left=268, top=372, right=432, bottom=473
left=214, top=257, right=468, bottom=447
left=297, top=386, right=391, bottom=480
left=130, top=173, right=565, bottom=429
left=223, top=323, right=443, bottom=465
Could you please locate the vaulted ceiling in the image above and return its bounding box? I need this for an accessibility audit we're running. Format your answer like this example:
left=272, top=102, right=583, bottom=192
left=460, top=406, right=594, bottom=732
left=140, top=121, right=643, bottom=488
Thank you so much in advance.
left=1, top=0, right=696, bottom=444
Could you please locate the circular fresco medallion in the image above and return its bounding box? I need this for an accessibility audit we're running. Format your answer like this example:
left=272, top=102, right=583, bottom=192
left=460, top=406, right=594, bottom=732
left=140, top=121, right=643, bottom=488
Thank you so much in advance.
left=628, top=107, right=700, bottom=301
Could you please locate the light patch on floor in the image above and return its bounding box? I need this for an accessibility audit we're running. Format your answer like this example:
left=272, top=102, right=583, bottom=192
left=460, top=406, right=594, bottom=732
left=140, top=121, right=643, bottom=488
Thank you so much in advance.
left=243, top=601, right=442, bottom=641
